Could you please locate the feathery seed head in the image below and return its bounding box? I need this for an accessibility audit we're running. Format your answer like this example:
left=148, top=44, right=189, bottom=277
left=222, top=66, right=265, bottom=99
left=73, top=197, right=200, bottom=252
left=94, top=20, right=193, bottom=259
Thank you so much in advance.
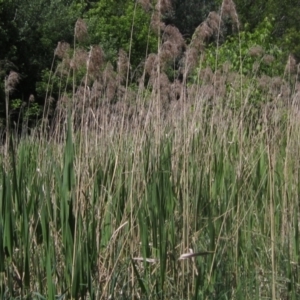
left=29, top=94, right=35, bottom=102
left=138, top=0, right=152, bottom=11
left=285, top=54, right=297, bottom=74
left=145, top=53, right=158, bottom=75
left=155, top=0, right=172, bottom=14
left=103, top=62, right=116, bottom=88
left=160, top=41, right=179, bottom=62
left=262, top=54, right=275, bottom=65
left=252, top=61, right=260, bottom=73
left=70, top=48, right=88, bottom=70
left=160, top=25, right=185, bottom=63
left=88, top=45, right=105, bottom=76
left=6, top=71, right=20, bottom=94
left=163, top=25, right=185, bottom=48
left=222, top=61, right=231, bottom=74
left=117, top=49, right=130, bottom=83
left=46, top=96, right=55, bottom=105
left=151, top=11, right=166, bottom=31
left=170, top=79, right=183, bottom=101
left=200, top=67, right=214, bottom=84
left=55, top=41, right=70, bottom=59
left=248, top=45, right=264, bottom=57
left=258, top=74, right=272, bottom=91
left=207, top=11, right=222, bottom=34
left=271, top=76, right=283, bottom=89
left=220, top=0, right=240, bottom=30
left=183, top=46, right=201, bottom=72
left=194, top=21, right=214, bottom=41
left=75, top=18, right=88, bottom=42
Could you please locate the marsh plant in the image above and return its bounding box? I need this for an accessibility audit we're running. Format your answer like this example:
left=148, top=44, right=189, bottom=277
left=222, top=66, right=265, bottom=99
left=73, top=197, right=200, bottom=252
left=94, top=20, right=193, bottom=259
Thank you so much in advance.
left=1, top=0, right=300, bottom=299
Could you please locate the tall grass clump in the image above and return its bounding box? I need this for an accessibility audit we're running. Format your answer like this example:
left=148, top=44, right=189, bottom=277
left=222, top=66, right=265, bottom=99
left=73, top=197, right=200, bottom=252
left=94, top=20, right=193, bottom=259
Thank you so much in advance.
left=1, top=0, right=300, bottom=299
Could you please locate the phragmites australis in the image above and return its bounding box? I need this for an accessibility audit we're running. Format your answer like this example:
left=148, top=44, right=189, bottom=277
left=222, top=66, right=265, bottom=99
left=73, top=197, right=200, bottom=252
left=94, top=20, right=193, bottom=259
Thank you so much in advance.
left=285, top=54, right=297, bottom=74
left=163, top=25, right=185, bottom=47
left=70, top=48, right=88, bottom=70
left=103, top=62, right=117, bottom=102
left=155, top=0, right=172, bottom=14
left=117, top=49, right=130, bottom=84
left=75, top=18, right=88, bottom=42
left=263, top=54, right=275, bottom=65
left=88, top=45, right=105, bottom=77
left=160, top=25, right=185, bottom=62
left=138, top=0, right=152, bottom=11
left=182, top=11, right=221, bottom=74
left=206, top=11, right=222, bottom=36
left=29, top=94, right=35, bottom=102
left=54, top=41, right=70, bottom=59
left=220, top=0, right=240, bottom=30
left=151, top=10, right=166, bottom=32
left=6, top=71, right=20, bottom=94
left=248, top=45, right=264, bottom=57
left=145, top=53, right=158, bottom=76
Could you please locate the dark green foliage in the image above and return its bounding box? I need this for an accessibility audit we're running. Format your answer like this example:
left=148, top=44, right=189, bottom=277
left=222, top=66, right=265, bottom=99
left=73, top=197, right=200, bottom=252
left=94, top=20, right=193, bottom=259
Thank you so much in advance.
left=86, top=0, right=158, bottom=68
left=172, top=0, right=219, bottom=40
left=234, top=0, right=300, bottom=59
left=0, top=0, right=83, bottom=100
left=203, top=17, right=285, bottom=75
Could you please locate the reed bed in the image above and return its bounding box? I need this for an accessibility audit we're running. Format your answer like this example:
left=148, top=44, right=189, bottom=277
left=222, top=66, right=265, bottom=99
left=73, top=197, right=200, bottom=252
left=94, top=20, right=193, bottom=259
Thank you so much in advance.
left=1, top=1, right=300, bottom=299
left=1, top=82, right=300, bottom=299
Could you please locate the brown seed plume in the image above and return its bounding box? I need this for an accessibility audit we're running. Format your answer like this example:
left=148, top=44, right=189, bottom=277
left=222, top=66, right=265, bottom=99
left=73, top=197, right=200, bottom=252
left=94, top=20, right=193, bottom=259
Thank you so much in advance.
left=117, top=49, right=130, bottom=84
left=220, top=0, right=240, bottom=30
left=70, top=48, right=88, bottom=70
left=55, top=41, right=70, bottom=59
left=88, top=45, right=105, bottom=77
left=6, top=71, right=20, bottom=94
left=248, top=45, right=264, bottom=57
left=155, top=0, right=172, bottom=14
left=138, top=0, right=152, bottom=11
left=75, top=18, right=88, bottom=42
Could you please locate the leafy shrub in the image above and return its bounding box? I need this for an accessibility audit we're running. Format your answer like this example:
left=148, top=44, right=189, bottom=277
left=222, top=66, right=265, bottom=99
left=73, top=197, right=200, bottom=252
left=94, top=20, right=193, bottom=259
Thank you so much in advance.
left=86, top=0, right=158, bottom=68
left=203, top=18, right=285, bottom=77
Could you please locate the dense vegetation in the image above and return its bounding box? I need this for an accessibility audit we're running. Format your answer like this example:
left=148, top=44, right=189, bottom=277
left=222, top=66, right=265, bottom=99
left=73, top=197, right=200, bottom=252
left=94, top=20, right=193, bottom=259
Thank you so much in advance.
left=1, top=0, right=300, bottom=299
left=1, top=0, right=300, bottom=127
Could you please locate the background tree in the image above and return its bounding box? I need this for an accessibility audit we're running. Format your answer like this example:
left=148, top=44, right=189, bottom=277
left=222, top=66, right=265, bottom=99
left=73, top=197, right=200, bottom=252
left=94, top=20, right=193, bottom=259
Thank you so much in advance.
left=0, top=0, right=83, bottom=101
left=85, top=0, right=158, bottom=69
left=170, top=0, right=219, bottom=41
left=234, top=0, right=300, bottom=59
